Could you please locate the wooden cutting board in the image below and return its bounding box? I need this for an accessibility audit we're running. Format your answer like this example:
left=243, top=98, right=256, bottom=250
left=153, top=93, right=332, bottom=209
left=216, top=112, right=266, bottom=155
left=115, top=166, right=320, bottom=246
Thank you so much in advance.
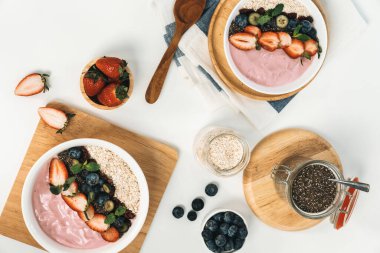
left=0, top=102, right=178, bottom=252
left=243, top=129, right=342, bottom=231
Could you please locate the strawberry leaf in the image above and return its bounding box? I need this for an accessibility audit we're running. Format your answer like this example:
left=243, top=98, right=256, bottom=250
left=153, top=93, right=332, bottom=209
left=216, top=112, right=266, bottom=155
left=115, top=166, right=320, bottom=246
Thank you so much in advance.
left=318, top=44, right=323, bottom=59
left=56, top=113, right=75, bottom=134
left=85, top=162, right=100, bottom=172
left=40, top=73, right=50, bottom=93
left=105, top=213, right=116, bottom=224
left=303, top=52, right=311, bottom=60
left=115, top=206, right=127, bottom=216
left=116, top=85, right=129, bottom=100
left=70, top=163, right=83, bottom=174
left=50, top=184, right=62, bottom=195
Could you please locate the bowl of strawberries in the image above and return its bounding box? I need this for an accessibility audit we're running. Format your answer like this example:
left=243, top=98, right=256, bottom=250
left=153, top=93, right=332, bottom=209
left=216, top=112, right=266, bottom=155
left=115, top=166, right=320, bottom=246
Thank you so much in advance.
left=80, top=57, right=134, bottom=110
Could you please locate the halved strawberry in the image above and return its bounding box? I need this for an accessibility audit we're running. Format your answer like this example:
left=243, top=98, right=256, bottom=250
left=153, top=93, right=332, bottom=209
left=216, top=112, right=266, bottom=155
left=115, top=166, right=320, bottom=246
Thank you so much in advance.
left=78, top=205, right=95, bottom=222
left=95, top=57, right=127, bottom=81
left=278, top=32, right=292, bottom=48
left=62, top=181, right=78, bottom=197
left=86, top=214, right=110, bottom=232
left=101, top=227, right=120, bottom=242
left=38, top=107, right=75, bottom=134
left=97, top=83, right=129, bottom=107
left=304, top=39, right=318, bottom=56
left=244, top=26, right=262, bottom=38
left=283, top=39, right=305, bottom=59
left=14, top=73, right=49, bottom=96
left=258, top=32, right=280, bottom=52
left=49, top=158, right=68, bottom=186
left=229, top=33, right=257, bottom=51
left=62, top=193, right=87, bottom=212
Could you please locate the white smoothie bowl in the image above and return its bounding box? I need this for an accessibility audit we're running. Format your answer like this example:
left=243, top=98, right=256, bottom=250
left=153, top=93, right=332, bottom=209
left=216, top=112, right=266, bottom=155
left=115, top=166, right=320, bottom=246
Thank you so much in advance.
left=22, top=138, right=149, bottom=253
left=224, top=0, right=328, bottom=95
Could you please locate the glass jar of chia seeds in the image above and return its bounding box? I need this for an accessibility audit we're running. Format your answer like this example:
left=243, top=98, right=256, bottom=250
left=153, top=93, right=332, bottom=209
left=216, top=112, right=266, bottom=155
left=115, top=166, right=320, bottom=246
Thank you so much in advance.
left=271, top=157, right=360, bottom=229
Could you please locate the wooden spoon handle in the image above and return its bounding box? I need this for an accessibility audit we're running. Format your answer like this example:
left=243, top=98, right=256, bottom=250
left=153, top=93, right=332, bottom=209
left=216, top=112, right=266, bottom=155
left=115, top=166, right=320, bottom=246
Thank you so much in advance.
left=145, top=25, right=186, bottom=104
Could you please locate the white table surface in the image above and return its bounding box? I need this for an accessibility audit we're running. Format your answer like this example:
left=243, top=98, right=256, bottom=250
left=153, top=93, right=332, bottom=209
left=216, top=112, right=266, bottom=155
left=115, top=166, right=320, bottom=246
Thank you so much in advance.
left=1, top=0, right=380, bottom=252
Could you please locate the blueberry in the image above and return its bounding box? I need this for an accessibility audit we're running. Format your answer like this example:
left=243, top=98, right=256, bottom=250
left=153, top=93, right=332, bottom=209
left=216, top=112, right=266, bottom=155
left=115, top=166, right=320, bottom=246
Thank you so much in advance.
left=215, top=234, right=227, bottom=247
left=86, top=173, right=99, bottom=186
left=223, top=212, right=236, bottom=223
left=205, top=240, right=218, bottom=252
left=172, top=206, right=184, bottom=219
left=212, top=212, right=224, bottom=222
left=80, top=184, right=91, bottom=194
left=227, top=225, right=238, bottom=237
left=232, top=216, right=245, bottom=227
left=300, top=20, right=312, bottom=33
left=224, top=239, right=234, bottom=251
left=192, top=198, right=204, bottom=211
left=187, top=211, right=197, bottom=221
left=238, top=227, right=248, bottom=239
left=205, top=219, right=219, bottom=232
left=307, top=27, right=318, bottom=41
left=234, top=238, right=245, bottom=250
left=98, top=177, right=105, bottom=186
left=114, top=216, right=126, bottom=228
left=202, top=229, right=214, bottom=241
left=205, top=183, right=218, bottom=197
left=96, top=192, right=110, bottom=206
left=219, top=223, right=230, bottom=235
left=287, top=19, right=298, bottom=31
left=91, top=185, right=101, bottom=194
left=234, top=14, right=248, bottom=28
left=68, top=147, right=82, bottom=159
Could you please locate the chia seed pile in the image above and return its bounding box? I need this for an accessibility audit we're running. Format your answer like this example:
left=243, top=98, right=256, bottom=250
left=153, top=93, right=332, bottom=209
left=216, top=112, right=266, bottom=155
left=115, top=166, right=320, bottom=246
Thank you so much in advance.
left=291, top=164, right=337, bottom=213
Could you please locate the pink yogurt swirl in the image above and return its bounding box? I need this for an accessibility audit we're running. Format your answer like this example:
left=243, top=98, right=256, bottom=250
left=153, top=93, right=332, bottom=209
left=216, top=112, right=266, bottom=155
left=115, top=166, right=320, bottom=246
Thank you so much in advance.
left=32, top=163, right=109, bottom=249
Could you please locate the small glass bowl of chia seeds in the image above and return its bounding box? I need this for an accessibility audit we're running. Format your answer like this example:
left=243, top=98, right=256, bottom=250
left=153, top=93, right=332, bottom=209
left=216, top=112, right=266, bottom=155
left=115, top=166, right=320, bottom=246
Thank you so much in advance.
left=194, top=126, right=250, bottom=177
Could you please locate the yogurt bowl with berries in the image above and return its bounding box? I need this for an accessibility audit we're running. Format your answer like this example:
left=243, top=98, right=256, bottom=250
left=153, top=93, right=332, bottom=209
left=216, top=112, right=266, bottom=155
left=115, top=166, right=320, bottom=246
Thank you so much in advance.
left=22, top=138, right=149, bottom=253
left=224, top=0, right=328, bottom=95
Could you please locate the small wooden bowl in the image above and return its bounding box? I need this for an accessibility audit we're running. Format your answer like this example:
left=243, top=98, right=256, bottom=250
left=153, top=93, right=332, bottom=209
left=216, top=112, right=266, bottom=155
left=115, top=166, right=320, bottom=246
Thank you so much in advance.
left=80, top=58, right=134, bottom=110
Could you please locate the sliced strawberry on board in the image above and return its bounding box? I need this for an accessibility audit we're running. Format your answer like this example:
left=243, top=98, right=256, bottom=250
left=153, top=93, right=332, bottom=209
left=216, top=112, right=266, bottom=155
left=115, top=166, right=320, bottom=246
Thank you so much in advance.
left=95, top=57, right=127, bottom=80
left=62, top=181, right=78, bottom=197
left=49, top=158, right=68, bottom=186
left=14, top=73, right=49, bottom=96
left=62, top=193, right=88, bottom=212
left=83, top=70, right=106, bottom=97
left=78, top=205, right=95, bottom=222
left=283, top=39, right=305, bottom=59
left=101, top=227, right=120, bottom=242
left=38, top=107, right=75, bottom=134
left=258, top=32, right=280, bottom=52
left=97, top=83, right=129, bottom=107
left=278, top=32, right=292, bottom=48
left=86, top=214, right=110, bottom=233
left=229, top=33, right=257, bottom=51
left=244, top=26, right=262, bottom=38
left=304, top=39, right=319, bottom=57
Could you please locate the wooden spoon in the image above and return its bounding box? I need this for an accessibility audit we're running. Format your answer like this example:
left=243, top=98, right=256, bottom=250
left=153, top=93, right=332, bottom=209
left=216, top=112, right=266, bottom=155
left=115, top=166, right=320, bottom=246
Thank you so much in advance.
left=145, top=0, right=206, bottom=104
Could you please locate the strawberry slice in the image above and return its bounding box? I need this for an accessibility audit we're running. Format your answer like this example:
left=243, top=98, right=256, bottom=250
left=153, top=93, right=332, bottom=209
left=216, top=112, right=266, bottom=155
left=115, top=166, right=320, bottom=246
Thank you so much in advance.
left=62, top=181, right=78, bottom=197
left=258, top=32, right=280, bottom=52
left=244, top=26, right=262, bottom=38
left=86, top=214, right=110, bottom=232
left=14, top=73, right=49, bottom=96
left=229, top=33, right=257, bottom=51
left=278, top=32, right=292, bottom=48
left=304, top=39, right=319, bottom=56
left=78, top=205, right=95, bottom=222
left=283, top=39, right=305, bottom=59
left=95, top=57, right=127, bottom=81
left=101, top=227, right=120, bottom=242
left=38, top=107, right=75, bottom=134
left=49, top=158, right=68, bottom=186
left=62, top=193, right=88, bottom=212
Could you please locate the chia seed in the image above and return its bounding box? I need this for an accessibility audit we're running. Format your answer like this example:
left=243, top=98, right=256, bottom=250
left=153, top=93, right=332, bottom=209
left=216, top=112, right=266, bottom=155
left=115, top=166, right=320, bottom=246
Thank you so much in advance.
left=291, top=164, right=337, bottom=213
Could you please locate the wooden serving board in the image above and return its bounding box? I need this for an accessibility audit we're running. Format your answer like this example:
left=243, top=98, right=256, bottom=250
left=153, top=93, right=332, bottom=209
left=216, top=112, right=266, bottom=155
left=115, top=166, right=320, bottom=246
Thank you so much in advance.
left=243, top=129, right=342, bottom=231
left=208, top=0, right=327, bottom=101
left=0, top=102, right=178, bottom=252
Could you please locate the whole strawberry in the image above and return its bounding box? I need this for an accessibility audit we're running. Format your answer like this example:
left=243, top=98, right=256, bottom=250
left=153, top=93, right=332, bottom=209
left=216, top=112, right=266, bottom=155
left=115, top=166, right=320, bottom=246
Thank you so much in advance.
left=97, top=83, right=129, bottom=107
left=95, top=57, right=128, bottom=81
left=83, top=69, right=106, bottom=97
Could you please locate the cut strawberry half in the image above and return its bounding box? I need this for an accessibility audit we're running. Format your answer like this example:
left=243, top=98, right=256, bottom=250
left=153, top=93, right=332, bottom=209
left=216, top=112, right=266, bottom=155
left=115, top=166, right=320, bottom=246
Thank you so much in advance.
left=86, top=214, right=110, bottom=233
left=62, top=193, right=88, bottom=212
left=62, top=181, right=78, bottom=197
left=38, top=107, right=75, bottom=134
left=283, top=39, right=305, bottom=59
left=49, top=158, right=68, bottom=186
left=78, top=205, right=95, bottom=222
left=229, top=33, right=257, bottom=51
left=258, top=32, right=280, bottom=52
left=304, top=39, right=319, bottom=57
left=278, top=32, right=292, bottom=49
left=14, top=73, right=49, bottom=96
left=101, top=227, right=120, bottom=242
left=244, top=26, right=262, bottom=38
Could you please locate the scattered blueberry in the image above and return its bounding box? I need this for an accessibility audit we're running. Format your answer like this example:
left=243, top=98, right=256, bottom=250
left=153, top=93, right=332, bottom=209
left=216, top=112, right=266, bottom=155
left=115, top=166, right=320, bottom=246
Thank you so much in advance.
left=215, top=234, right=227, bottom=247
left=219, top=223, right=230, bottom=235
left=212, top=212, right=224, bottom=222
left=238, top=227, right=248, bottom=239
left=98, top=177, right=105, bottom=186
left=287, top=19, right=298, bottom=31
left=205, top=240, right=218, bottom=252
left=205, top=219, right=219, bottom=232
left=96, top=192, right=110, bottom=206
left=307, top=27, right=318, bottom=41
left=205, top=183, right=218, bottom=197
left=227, top=225, right=238, bottom=237
left=187, top=211, right=197, bottom=221
left=68, top=147, right=82, bottom=159
left=234, top=14, right=248, bottom=29
left=202, top=229, right=214, bottom=241
left=172, top=206, right=185, bottom=219
left=80, top=184, right=91, bottom=194
left=223, top=211, right=236, bottom=223
left=86, top=173, right=99, bottom=186
left=300, top=20, right=312, bottom=33
left=192, top=198, right=204, bottom=211
left=224, top=239, right=234, bottom=252
left=114, top=216, right=126, bottom=228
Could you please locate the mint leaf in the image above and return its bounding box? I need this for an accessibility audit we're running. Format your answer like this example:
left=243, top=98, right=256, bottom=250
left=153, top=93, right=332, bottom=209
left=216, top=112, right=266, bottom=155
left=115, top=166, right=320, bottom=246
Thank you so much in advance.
left=70, top=163, right=83, bottom=174
left=293, top=25, right=302, bottom=36
left=115, top=206, right=127, bottom=216
left=63, top=177, right=76, bottom=191
left=271, top=4, right=284, bottom=17
left=105, top=213, right=116, bottom=224
left=294, top=33, right=311, bottom=42
left=257, top=15, right=271, bottom=25
left=85, top=162, right=100, bottom=172
left=303, top=52, right=311, bottom=60
left=50, top=184, right=62, bottom=195
left=318, top=44, right=323, bottom=59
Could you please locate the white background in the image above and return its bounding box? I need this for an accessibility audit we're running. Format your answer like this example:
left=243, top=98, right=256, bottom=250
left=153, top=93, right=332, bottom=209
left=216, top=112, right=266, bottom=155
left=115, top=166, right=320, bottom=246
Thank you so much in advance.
left=0, top=0, right=380, bottom=252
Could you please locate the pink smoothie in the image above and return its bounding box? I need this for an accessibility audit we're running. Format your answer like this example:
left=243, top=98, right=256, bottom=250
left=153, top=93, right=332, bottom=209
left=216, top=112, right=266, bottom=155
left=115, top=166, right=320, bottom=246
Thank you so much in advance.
left=229, top=44, right=313, bottom=87
left=32, top=163, right=109, bottom=249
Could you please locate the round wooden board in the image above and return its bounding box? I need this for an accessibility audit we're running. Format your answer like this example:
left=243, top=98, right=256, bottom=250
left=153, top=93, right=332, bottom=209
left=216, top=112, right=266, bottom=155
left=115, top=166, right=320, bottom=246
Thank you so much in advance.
left=243, top=128, right=343, bottom=231
left=208, top=0, right=327, bottom=101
